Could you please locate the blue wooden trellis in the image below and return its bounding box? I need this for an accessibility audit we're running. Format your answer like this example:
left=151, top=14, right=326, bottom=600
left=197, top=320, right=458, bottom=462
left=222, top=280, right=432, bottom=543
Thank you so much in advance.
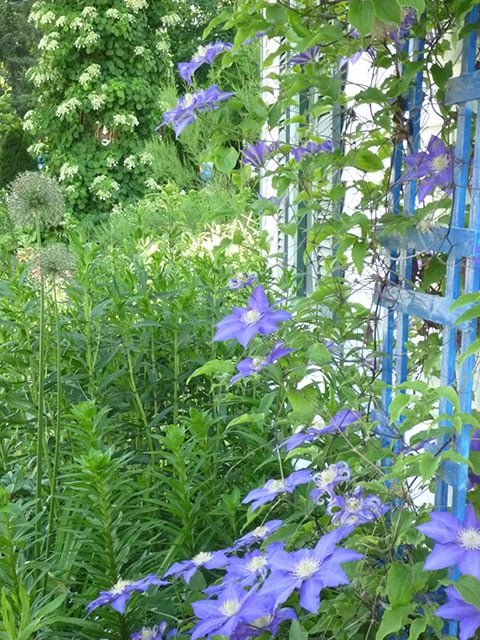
left=378, top=3, right=480, bottom=536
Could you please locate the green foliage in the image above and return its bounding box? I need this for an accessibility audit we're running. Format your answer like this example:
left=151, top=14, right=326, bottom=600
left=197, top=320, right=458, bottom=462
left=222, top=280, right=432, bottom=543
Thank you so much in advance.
left=0, top=125, right=36, bottom=189
left=0, top=0, right=478, bottom=639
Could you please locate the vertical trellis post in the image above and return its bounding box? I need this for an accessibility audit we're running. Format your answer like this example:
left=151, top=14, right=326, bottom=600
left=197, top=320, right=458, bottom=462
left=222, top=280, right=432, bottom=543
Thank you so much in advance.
left=379, top=5, right=479, bottom=531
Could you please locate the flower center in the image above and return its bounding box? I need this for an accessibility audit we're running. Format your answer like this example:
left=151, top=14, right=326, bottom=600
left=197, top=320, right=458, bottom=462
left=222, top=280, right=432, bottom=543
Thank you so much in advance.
left=251, top=614, right=274, bottom=629
left=219, top=598, right=241, bottom=617
left=345, top=497, right=362, bottom=512
left=457, top=527, right=480, bottom=550
left=182, top=93, right=194, bottom=107
left=252, top=357, right=266, bottom=369
left=111, top=579, right=131, bottom=594
left=430, top=154, right=449, bottom=174
left=139, top=628, right=158, bottom=640
left=246, top=555, right=267, bottom=572
left=192, top=551, right=213, bottom=565
left=242, top=309, right=262, bottom=325
left=315, top=467, right=337, bottom=487
left=293, top=556, right=320, bottom=579
left=252, top=525, right=267, bottom=538
left=268, top=479, right=286, bottom=493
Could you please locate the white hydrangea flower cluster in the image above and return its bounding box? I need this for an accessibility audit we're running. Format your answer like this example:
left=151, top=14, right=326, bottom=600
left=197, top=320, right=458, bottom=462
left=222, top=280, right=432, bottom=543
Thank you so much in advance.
left=23, top=111, right=36, bottom=132
left=106, top=156, right=118, bottom=168
left=55, top=15, right=67, bottom=28
left=38, top=10, right=55, bottom=25
left=79, top=64, right=102, bottom=86
left=81, top=6, right=97, bottom=18
left=29, top=5, right=55, bottom=27
left=134, top=46, right=146, bottom=56
left=71, top=17, right=85, bottom=30
left=56, top=98, right=81, bottom=118
left=155, top=39, right=170, bottom=54
left=123, top=156, right=137, bottom=170
left=161, top=12, right=181, bottom=27
left=75, top=32, right=100, bottom=48
left=59, top=163, right=80, bottom=182
left=89, top=91, right=107, bottom=111
left=139, top=151, right=154, bottom=166
left=106, top=8, right=121, bottom=19
left=91, top=175, right=120, bottom=201
left=38, top=33, right=60, bottom=51
left=29, top=68, right=55, bottom=87
left=28, top=141, right=47, bottom=157
left=145, top=177, right=161, bottom=191
left=112, top=114, right=139, bottom=128
left=124, top=0, right=148, bottom=12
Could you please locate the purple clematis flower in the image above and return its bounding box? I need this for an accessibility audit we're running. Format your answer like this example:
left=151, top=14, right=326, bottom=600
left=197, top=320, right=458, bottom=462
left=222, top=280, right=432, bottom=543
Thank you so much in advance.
left=242, top=141, right=274, bottom=168
left=230, top=342, right=295, bottom=385
left=389, top=8, right=418, bottom=49
left=339, top=30, right=364, bottom=68
left=190, top=583, right=267, bottom=640
left=230, top=607, right=297, bottom=640
left=279, top=409, right=362, bottom=451
left=86, top=574, right=167, bottom=615
left=434, top=586, right=480, bottom=640
left=224, top=549, right=269, bottom=586
left=310, top=461, right=352, bottom=501
left=178, top=41, right=233, bottom=85
left=163, top=549, right=230, bottom=584
left=261, top=528, right=362, bottom=613
left=162, top=85, right=235, bottom=137
left=402, top=135, right=453, bottom=203
left=242, top=469, right=313, bottom=512
left=213, top=285, right=292, bottom=348
left=289, top=45, right=321, bottom=67
left=228, top=272, right=258, bottom=290
left=327, top=487, right=389, bottom=526
left=291, top=139, right=333, bottom=161
left=417, top=503, right=480, bottom=579
left=233, top=519, right=283, bottom=549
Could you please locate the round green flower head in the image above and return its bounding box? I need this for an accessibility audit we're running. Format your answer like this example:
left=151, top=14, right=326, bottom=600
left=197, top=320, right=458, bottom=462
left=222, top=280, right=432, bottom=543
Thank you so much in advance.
left=35, top=244, right=75, bottom=282
left=7, top=171, right=65, bottom=230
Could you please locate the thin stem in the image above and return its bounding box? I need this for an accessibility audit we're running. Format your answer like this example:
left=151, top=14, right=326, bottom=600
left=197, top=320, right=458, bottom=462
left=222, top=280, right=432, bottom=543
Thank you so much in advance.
left=125, top=341, right=154, bottom=464
left=45, top=283, right=62, bottom=565
left=173, top=328, right=179, bottom=426
left=34, top=223, right=46, bottom=565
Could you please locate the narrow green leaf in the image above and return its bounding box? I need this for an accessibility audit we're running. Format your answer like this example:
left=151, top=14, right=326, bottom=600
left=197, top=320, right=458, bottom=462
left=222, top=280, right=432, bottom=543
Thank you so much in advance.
left=375, top=603, right=413, bottom=640
left=451, top=292, right=480, bottom=310
left=455, top=304, right=480, bottom=325
left=290, top=619, right=309, bottom=640
left=351, top=240, right=368, bottom=274
left=389, top=393, right=411, bottom=423
left=227, top=413, right=264, bottom=427
left=419, top=452, right=439, bottom=481
left=287, top=10, right=311, bottom=37
left=459, top=337, right=480, bottom=363
left=188, top=359, right=234, bottom=382
left=350, top=148, right=384, bottom=172
left=436, top=386, right=460, bottom=411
